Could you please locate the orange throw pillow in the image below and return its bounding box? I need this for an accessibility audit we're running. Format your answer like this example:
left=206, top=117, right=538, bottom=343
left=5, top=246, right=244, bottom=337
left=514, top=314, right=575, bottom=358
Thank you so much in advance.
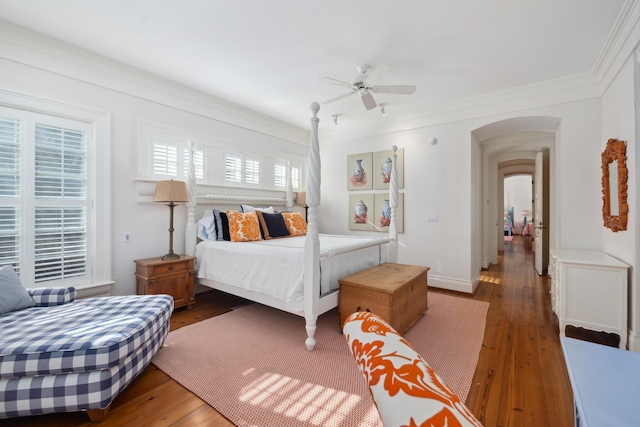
left=226, top=210, right=261, bottom=242
left=281, top=212, right=307, bottom=236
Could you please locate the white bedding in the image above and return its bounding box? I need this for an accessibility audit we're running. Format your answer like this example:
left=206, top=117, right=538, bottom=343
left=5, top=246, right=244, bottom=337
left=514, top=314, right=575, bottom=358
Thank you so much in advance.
left=195, top=234, right=388, bottom=311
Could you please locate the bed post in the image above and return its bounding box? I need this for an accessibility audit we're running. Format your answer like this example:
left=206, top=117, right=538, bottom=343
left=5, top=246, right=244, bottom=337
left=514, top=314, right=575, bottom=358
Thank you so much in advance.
left=185, top=141, right=197, bottom=257
left=388, top=145, right=399, bottom=263
left=304, top=102, right=321, bottom=351
left=286, top=160, right=293, bottom=211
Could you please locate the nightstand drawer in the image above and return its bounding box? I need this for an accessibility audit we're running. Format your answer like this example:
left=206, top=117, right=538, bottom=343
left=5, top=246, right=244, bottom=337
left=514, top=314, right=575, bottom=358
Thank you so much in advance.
left=146, top=259, right=192, bottom=277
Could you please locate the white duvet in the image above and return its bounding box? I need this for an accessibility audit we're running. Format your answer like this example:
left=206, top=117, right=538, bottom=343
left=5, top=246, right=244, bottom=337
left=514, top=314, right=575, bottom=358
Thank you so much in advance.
left=195, top=234, right=388, bottom=311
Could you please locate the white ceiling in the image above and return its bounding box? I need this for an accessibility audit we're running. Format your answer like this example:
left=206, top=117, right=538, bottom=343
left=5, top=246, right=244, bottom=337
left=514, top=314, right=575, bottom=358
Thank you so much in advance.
left=0, top=0, right=627, bottom=130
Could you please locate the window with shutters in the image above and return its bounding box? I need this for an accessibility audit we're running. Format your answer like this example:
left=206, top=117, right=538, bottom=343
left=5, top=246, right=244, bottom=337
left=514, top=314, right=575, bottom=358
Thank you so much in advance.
left=274, top=163, right=286, bottom=187
left=150, top=135, right=205, bottom=181
left=224, top=151, right=261, bottom=186
left=274, top=162, right=301, bottom=190
left=0, top=108, right=93, bottom=286
left=290, top=164, right=300, bottom=189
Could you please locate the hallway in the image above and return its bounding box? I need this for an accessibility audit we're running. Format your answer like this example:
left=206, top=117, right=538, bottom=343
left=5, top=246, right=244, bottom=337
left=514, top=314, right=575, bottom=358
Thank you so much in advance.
left=445, top=235, right=574, bottom=426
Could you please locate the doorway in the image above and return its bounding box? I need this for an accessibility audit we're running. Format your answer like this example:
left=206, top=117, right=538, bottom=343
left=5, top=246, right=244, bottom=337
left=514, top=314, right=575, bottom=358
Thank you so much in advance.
left=474, top=117, right=558, bottom=275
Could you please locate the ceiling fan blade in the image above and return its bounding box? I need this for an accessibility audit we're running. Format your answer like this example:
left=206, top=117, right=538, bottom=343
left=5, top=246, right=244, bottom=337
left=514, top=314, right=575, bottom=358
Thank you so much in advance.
left=319, top=77, right=354, bottom=88
left=361, top=91, right=377, bottom=110
left=322, top=92, right=354, bottom=105
left=371, top=85, right=416, bottom=95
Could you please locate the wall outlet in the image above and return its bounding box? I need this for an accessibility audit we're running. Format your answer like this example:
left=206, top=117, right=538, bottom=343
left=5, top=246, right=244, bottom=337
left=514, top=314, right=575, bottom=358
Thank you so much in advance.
left=124, top=232, right=131, bottom=242
left=427, top=213, right=438, bottom=222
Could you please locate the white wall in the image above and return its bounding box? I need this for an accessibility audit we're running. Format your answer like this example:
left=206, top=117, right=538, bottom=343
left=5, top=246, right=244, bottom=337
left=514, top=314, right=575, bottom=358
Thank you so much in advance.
left=601, top=54, right=638, bottom=349
left=320, top=98, right=604, bottom=293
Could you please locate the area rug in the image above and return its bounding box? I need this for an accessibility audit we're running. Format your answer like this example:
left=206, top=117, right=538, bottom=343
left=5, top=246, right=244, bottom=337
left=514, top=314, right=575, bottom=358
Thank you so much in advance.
left=153, top=292, right=489, bottom=427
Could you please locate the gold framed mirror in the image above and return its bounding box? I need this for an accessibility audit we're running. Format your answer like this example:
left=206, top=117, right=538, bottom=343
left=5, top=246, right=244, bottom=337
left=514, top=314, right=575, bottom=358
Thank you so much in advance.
left=602, top=138, right=628, bottom=232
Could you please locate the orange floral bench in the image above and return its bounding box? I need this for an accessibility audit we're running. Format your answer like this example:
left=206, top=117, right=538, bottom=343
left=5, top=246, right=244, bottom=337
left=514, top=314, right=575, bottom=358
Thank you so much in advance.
left=343, top=311, right=483, bottom=427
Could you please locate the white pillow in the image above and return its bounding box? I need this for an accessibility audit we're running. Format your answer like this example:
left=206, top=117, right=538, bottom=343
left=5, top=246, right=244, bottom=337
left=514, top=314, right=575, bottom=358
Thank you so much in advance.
left=241, top=204, right=274, bottom=213
left=197, top=215, right=216, bottom=240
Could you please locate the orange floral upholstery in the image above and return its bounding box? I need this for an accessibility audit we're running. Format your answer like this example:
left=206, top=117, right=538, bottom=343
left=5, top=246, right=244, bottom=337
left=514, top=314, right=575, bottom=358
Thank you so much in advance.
left=343, top=311, right=483, bottom=427
left=281, top=212, right=307, bottom=236
left=225, top=210, right=261, bottom=242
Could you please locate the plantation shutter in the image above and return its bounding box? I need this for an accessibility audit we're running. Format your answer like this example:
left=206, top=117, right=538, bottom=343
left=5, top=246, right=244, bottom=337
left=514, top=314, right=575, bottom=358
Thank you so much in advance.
left=291, top=165, right=300, bottom=189
left=0, top=116, right=21, bottom=273
left=34, top=123, right=87, bottom=282
left=244, top=156, right=260, bottom=185
left=224, top=152, right=242, bottom=183
left=274, top=163, right=286, bottom=187
left=183, top=146, right=205, bottom=180
left=152, top=138, right=179, bottom=177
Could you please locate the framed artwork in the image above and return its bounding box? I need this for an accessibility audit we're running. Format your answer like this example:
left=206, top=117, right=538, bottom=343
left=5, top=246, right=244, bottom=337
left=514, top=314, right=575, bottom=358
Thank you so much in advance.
left=348, top=194, right=375, bottom=231
left=374, top=193, right=404, bottom=233
left=373, top=148, right=404, bottom=190
left=347, top=152, right=373, bottom=190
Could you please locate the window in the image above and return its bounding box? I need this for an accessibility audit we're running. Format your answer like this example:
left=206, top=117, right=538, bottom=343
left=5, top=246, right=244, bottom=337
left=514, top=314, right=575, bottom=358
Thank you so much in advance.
left=291, top=165, right=300, bottom=189
left=0, top=109, right=92, bottom=286
left=274, top=162, right=301, bottom=189
left=150, top=135, right=204, bottom=181
left=274, top=164, right=286, bottom=187
left=224, top=151, right=261, bottom=186
left=244, top=155, right=260, bottom=185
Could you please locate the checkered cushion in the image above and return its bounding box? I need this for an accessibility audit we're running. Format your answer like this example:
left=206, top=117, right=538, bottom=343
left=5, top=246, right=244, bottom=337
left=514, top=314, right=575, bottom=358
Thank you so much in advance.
left=0, top=294, right=173, bottom=418
left=0, top=300, right=171, bottom=418
left=0, top=295, right=173, bottom=379
left=28, top=287, right=77, bottom=307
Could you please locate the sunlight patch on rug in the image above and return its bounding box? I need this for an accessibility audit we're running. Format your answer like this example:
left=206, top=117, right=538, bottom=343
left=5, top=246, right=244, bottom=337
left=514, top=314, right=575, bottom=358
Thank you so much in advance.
left=239, top=371, right=362, bottom=426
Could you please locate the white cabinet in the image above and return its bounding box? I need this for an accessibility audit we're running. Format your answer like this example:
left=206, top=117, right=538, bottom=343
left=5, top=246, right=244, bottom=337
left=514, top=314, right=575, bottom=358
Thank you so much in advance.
left=549, top=249, right=629, bottom=349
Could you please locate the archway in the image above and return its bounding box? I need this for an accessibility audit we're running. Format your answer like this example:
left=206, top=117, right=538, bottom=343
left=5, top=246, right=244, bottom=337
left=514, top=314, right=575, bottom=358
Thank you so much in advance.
left=472, top=117, right=559, bottom=272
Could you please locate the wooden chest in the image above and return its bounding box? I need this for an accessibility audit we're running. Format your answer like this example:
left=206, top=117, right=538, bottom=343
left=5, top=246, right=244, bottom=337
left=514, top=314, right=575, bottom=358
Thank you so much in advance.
left=338, top=263, right=429, bottom=334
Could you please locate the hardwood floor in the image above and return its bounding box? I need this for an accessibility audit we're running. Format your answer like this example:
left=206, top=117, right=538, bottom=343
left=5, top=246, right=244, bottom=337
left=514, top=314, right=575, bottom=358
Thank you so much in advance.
left=7, top=236, right=574, bottom=427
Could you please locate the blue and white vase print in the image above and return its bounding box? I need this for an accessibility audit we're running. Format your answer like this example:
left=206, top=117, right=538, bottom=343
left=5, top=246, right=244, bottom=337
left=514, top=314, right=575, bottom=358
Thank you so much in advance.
left=353, top=159, right=365, bottom=183
left=354, top=199, right=368, bottom=224
left=381, top=157, right=393, bottom=183
left=380, top=199, right=391, bottom=226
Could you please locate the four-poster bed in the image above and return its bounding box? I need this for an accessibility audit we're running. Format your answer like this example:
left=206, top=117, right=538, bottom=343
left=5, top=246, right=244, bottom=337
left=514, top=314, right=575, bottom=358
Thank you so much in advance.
left=184, top=102, right=399, bottom=350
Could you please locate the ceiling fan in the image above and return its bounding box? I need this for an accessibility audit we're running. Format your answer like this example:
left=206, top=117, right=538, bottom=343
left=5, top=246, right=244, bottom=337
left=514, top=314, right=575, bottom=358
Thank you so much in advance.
left=320, top=64, right=416, bottom=111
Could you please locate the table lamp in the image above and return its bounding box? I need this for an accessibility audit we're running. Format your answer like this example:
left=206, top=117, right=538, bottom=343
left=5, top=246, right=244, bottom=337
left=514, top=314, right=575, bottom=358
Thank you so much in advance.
left=154, top=180, right=190, bottom=260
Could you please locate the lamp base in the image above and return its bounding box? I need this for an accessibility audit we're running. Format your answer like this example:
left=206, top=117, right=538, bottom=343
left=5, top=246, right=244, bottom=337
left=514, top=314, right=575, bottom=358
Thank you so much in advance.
left=161, top=252, right=181, bottom=261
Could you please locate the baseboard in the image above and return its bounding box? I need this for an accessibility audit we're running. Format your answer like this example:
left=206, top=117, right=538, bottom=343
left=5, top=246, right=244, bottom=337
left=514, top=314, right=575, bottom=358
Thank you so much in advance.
left=628, top=330, right=640, bottom=353
left=428, top=275, right=475, bottom=294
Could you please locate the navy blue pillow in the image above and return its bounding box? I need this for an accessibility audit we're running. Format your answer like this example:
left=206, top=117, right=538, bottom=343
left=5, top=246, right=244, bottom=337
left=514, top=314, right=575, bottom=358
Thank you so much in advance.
left=220, top=212, right=231, bottom=241
left=256, top=212, right=290, bottom=239
left=213, top=209, right=231, bottom=241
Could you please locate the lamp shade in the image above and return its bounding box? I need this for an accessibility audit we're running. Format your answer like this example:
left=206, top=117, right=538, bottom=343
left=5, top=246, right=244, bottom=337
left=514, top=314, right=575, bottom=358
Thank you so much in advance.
left=521, top=209, right=531, bottom=217
left=153, top=180, right=190, bottom=203
left=296, top=191, right=307, bottom=206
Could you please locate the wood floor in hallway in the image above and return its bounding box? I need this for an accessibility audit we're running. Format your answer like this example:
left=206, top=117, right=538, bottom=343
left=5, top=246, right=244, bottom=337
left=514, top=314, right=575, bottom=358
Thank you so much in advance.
left=9, top=235, right=574, bottom=427
left=460, top=235, right=574, bottom=426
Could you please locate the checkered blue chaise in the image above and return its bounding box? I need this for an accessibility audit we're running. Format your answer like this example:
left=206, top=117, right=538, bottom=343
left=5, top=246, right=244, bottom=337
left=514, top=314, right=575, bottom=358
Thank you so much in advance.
left=0, top=291, right=173, bottom=419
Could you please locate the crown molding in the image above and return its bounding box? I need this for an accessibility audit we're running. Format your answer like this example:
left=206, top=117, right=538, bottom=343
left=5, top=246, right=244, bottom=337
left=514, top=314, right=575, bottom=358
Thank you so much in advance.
left=593, top=0, right=640, bottom=94
left=0, top=19, right=309, bottom=145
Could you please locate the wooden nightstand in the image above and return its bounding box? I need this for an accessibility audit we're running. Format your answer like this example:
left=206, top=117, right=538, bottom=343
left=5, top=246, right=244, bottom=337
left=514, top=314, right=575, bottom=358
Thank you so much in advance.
left=134, top=255, right=195, bottom=309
